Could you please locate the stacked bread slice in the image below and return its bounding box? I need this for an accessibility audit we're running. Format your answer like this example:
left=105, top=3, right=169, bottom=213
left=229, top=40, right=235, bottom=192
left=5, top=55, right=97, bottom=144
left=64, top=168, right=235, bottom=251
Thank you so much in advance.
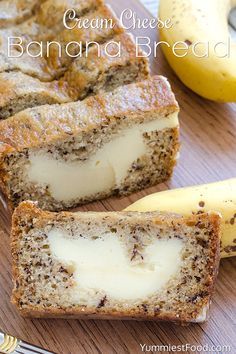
left=0, top=32, right=149, bottom=119
left=0, top=1, right=149, bottom=119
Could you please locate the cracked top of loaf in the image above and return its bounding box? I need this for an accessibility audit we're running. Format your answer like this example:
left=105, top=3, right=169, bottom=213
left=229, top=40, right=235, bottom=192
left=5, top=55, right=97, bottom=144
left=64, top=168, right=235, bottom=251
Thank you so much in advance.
left=0, top=76, right=179, bottom=155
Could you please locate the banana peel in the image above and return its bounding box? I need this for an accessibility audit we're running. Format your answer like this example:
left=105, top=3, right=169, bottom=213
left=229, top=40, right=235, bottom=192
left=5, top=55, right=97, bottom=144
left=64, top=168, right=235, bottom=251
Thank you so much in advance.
left=159, top=0, right=236, bottom=102
left=125, top=179, right=236, bottom=258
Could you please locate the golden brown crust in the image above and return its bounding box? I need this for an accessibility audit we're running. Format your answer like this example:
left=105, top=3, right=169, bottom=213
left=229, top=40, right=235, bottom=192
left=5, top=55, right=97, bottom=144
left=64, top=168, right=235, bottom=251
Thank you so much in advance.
left=0, top=3, right=117, bottom=81
left=11, top=202, right=221, bottom=322
left=0, top=71, right=71, bottom=117
left=9, top=307, right=201, bottom=324
left=63, top=32, right=150, bottom=100
left=0, top=76, right=178, bottom=154
left=0, top=76, right=178, bottom=211
left=0, top=72, right=70, bottom=106
left=0, top=32, right=150, bottom=120
left=11, top=201, right=49, bottom=310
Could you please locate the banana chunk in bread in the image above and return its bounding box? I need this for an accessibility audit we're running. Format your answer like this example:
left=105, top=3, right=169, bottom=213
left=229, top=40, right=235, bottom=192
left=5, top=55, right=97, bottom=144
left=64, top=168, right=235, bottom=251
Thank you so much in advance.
left=0, top=33, right=149, bottom=119
left=11, top=201, right=221, bottom=322
left=0, top=76, right=179, bottom=211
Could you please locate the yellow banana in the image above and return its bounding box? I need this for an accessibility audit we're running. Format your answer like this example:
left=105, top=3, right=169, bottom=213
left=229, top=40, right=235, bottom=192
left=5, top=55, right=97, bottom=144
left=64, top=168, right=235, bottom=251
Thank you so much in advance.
left=159, top=0, right=236, bottom=102
left=125, top=179, right=236, bottom=258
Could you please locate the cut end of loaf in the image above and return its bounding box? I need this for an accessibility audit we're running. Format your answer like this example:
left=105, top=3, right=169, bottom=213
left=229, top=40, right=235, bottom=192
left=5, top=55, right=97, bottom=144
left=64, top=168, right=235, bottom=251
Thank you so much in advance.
left=11, top=202, right=221, bottom=323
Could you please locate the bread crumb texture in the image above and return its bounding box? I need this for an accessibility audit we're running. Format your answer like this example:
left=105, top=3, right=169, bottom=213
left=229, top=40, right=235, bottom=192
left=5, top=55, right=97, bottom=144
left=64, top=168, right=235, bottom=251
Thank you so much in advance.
left=11, top=202, right=221, bottom=323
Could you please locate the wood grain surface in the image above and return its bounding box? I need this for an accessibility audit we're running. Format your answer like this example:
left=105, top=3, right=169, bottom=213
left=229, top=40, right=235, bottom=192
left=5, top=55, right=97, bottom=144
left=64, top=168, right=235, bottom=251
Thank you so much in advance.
left=0, top=0, right=236, bottom=353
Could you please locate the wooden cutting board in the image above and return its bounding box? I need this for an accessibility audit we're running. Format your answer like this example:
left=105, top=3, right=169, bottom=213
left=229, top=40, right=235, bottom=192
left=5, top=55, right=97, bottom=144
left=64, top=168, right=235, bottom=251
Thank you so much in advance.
left=0, top=0, right=236, bottom=353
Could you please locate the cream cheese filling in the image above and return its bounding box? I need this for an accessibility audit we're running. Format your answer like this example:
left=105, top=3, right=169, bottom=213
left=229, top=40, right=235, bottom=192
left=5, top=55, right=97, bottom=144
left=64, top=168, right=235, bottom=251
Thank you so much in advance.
left=27, top=113, right=178, bottom=202
left=48, top=228, right=184, bottom=301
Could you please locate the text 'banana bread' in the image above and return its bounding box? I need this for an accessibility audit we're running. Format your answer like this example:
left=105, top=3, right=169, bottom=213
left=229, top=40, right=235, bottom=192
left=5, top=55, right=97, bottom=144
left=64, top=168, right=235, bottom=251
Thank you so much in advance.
left=11, top=201, right=221, bottom=322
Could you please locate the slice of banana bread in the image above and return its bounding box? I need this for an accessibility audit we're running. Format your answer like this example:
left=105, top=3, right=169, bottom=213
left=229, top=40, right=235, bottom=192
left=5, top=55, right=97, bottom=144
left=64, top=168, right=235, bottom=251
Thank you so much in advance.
left=11, top=201, right=221, bottom=322
left=0, top=76, right=180, bottom=211
left=0, top=33, right=149, bottom=119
